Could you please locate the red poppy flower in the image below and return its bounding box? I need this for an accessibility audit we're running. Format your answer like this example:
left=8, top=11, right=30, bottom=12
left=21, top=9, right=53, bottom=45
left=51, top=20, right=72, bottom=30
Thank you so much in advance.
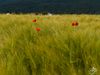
left=72, top=21, right=78, bottom=26
left=36, top=28, right=41, bottom=32
left=32, top=19, right=36, bottom=22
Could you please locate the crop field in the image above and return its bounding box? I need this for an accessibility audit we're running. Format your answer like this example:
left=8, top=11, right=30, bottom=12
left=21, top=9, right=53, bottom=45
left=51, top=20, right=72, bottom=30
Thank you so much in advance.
left=0, top=14, right=100, bottom=75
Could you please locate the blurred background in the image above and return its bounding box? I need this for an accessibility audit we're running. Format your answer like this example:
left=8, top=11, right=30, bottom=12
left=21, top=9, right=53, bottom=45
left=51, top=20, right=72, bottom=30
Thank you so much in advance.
left=0, top=0, right=100, bottom=14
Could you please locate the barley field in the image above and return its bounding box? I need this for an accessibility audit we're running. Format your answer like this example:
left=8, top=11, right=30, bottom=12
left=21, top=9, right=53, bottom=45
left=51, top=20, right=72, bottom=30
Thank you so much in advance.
left=0, top=14, right=100, bottom=75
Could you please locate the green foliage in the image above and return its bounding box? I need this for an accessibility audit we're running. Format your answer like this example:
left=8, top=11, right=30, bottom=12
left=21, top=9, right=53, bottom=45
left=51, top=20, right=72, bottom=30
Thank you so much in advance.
left=0, top=14, right=100, bottom=75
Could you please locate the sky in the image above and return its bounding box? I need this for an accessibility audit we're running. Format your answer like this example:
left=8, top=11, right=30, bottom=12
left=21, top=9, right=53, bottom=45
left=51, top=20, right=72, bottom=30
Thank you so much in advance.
left=0, top=0, right=100, bottom=14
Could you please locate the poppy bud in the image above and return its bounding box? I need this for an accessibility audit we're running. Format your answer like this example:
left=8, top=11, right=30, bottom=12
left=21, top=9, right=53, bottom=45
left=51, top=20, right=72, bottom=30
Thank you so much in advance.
left=36, top=28, right=41, bottom=32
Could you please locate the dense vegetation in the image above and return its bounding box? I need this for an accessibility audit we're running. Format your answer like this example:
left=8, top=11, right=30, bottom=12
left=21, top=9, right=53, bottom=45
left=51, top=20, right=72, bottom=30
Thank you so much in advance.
left=0, top=14, right=100, bottom=75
